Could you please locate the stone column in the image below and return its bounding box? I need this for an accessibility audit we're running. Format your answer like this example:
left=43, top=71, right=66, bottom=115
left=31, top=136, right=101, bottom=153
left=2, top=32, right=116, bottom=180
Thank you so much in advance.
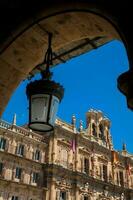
left=89, top=122, right=92, bottom=136
left=67, top=191, right=71, bottom=200
left=91, top=155, right=97, bottom=178
left=75, top=149, right=79, bottom=171
left=92, top=191, right=97, bottom=200
left=0, top=192, right=6, bottom=200
left=68, top=149, right=74, bottom=169
left=75, top=188, right=79, bottom=200
left=100, top=164, right=103, bottom=180
left=48, top=137, right=53, bottom=163
left=7, top=193, right=12, bottom=200
left=52, top=135, right=57, bottom=164
left=118, top=171, right=120, bottom=186
left=75, top=140, right=80, bottom=171
left=49, top=181, right=56, bottom=200
left=42, top=189, right=48, bottom=200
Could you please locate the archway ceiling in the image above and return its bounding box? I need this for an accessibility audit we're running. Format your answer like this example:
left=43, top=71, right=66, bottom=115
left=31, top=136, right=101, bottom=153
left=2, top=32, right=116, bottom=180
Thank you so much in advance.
left=0, top=11, right=120, bottom=115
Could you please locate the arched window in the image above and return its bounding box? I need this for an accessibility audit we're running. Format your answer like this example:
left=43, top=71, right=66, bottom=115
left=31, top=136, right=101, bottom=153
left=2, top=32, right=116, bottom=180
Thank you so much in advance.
left=103, top=164, right=108, bottom=182
left=81, top=195, right=90, bottom=200
left=84, top=196, right=89, bottom=200
left=0, top=137, right=6, bottom=150
left=92, top=123, right=97, bottom=137
left=59, top=191, right=66, bottom=200
left=84, top=158, right=89, bottom=174
left=99, top=124, right=104, bottom=140
left=119, top=171, right=124, bottom=186
left=16, top=144, right=24, bottom=156
left=61, top=149, right=68, bottom=168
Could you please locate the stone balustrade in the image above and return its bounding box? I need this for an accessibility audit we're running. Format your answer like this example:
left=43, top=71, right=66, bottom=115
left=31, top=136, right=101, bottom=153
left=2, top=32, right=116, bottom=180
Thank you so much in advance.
left=0, top=119, right=44, bottom=143
left=55, top=118, right=74, bottom=132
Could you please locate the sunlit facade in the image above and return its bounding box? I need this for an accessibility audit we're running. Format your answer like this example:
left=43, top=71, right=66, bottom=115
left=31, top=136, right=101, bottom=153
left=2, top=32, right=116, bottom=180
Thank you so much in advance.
left=0, top=109, right=133, bottom=200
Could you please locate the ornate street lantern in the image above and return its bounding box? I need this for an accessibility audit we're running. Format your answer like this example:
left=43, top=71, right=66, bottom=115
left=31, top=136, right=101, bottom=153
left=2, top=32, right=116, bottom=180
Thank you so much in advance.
left=26, top=33, right=64, bottom=132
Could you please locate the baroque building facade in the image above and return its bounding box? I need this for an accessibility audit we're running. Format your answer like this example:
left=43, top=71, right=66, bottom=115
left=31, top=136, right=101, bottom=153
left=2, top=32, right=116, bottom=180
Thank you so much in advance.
left=0, top=109, right=133, bottom=200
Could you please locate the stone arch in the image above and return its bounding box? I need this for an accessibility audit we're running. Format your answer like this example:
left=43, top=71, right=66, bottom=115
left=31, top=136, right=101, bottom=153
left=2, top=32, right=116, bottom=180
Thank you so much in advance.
left=99, top=123, right=105, bottom=140
left=0, top=1, right=129, bottom=115
left=92, top=123, right=97, bottom=137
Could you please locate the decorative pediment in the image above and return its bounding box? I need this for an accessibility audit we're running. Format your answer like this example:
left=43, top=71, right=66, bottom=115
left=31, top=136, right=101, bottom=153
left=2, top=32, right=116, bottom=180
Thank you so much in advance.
left=79, top=182, right=92, bottom=195
left=57, top=139, right=70, bottom=148
left=98, top=155, right=108, bottom=162
left=55, top=179, right=72, bottom=189
left=99, top=194, right=112, bottom=200
left=113, top=162, right=125, bottom=169
left=79, top=147, right=91, bottom=155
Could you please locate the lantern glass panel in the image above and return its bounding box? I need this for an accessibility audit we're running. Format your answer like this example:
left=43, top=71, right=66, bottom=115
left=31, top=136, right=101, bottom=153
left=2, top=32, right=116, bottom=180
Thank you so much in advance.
left=49, top=96, right=59, bottom=125
left=31, top=94, right=50, bottom=123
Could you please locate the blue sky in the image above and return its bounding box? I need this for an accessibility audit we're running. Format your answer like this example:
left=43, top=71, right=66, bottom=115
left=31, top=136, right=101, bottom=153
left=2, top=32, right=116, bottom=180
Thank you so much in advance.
left=2, top=40, right=133, bottom=153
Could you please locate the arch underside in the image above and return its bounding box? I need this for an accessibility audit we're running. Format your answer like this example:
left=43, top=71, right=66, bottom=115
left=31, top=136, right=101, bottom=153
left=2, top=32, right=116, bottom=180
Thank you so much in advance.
left=0, top=8, right=121, bottom=115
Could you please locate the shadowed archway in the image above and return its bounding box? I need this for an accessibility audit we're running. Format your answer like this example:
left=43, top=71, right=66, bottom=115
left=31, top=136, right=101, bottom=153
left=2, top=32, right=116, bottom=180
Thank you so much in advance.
left=0, top=1, right=132, bottom=115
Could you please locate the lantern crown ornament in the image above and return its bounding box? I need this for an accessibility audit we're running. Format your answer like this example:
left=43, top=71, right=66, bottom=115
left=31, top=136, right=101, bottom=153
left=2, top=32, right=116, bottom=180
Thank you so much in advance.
left=26, top=33, right=64, bottom=132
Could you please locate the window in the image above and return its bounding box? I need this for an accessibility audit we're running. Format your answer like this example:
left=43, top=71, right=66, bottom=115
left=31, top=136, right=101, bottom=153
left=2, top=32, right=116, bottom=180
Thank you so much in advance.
left=60, top=191, right=66, bottom=200
left=103, top=165, right=108, bottom=182
left=15, top=167, right=22, bottom=179
left=119, top=171, right=124, bottom=186
left=99, top=124, right=105, bottom=140
left=84, top=196, right=89, bottom=200
left=11, top=196, right=18, bottom=200
left=116, top=172, right=119, bottom=185
left=61, top=149, right=68, bottom=167
left=32, top=172, right=39, bottom=183
left=0, top=138, right=6, bottom=150
left=16, top=144, right=24, bottom=156
left=34, top=150, right=40, bottom=161
left=84, top=158, right=89, bottom=174
left=0, top=162, right=3, bottom=175
left=92, top=123, right=97, bottom=137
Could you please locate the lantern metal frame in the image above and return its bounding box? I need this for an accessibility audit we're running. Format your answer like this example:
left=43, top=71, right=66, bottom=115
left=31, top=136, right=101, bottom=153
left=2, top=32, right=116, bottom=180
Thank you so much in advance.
left=26, top=33, right=64, bottom=132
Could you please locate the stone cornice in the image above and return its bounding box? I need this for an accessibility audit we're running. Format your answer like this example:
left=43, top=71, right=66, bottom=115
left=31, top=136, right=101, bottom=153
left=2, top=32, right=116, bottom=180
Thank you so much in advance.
left=98, top=155, right=109, bottom=163
left=55, top=126, right=74, bottom=139
left=43, top=164, right=133, bottom=194
left=0, top=122, right=47, bottom=147
left=79, top=147, right=91, bottom=156
left=0, top=178, right=47, bottom=191
left=57, top=139, right=71, bottom=148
